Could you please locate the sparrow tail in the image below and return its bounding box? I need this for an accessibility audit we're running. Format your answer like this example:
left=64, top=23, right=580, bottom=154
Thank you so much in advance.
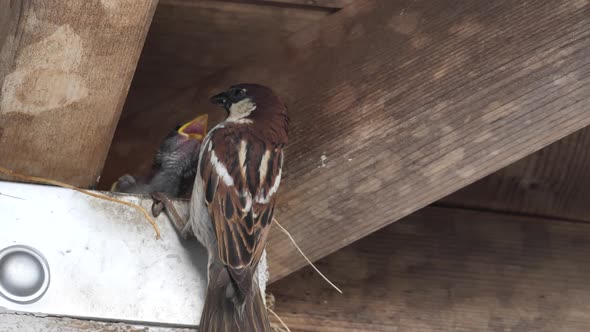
left=199, top=265, right=271, bottom=332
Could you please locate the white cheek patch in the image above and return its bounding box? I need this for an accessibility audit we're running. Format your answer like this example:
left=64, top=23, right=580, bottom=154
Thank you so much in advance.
left=227, top=98, right=256, bottom=123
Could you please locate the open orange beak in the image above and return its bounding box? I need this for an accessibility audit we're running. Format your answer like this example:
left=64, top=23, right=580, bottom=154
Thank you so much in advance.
left=177, top=114, right=208, bottom=141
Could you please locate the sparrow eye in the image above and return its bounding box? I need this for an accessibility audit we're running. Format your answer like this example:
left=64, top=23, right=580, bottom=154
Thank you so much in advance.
left=232, top=88, right=246, bottom=98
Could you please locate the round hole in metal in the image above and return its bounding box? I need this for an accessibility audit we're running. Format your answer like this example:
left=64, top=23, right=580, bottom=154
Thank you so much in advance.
left=0, top=245, right=50, bottom=304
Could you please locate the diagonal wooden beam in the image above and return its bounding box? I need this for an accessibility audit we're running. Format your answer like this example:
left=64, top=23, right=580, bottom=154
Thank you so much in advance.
left=440, top=127, right=590, bottom=222
left=107, top=0, right=590, bottom=281
left=206, top=0, right=354, bottom=10
left=0, top=0, right=158, bottom=187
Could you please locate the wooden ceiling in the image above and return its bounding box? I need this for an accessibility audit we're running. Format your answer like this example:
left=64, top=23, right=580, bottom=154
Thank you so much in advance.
left=2, top=1, right=590, bottom=330
left=100, top=0, right=590, bottom=282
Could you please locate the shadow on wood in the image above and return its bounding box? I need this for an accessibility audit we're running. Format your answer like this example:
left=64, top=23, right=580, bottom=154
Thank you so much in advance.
left=270, top=206, right=590, bottom=331
left=100, top=0, right=590, bottom=281
left=441, top=127, right=590, bottom=222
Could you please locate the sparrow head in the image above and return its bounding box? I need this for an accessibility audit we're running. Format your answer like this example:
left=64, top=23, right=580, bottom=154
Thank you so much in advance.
left=210, top=83, right=287, bottom=123
left=154, top=114, right=208, bottom=175
left=177, top=113, right=208, bottom=141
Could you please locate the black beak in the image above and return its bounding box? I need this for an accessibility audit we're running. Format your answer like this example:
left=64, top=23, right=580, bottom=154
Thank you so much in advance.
left=210, top=92, right=230, bottom=111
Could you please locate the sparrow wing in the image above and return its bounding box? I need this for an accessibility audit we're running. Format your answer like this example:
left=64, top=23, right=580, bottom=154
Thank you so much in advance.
left=199, top=127, right=284, bottom=295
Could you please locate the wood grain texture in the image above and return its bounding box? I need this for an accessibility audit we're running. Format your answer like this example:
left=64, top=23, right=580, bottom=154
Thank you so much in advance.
left=0, top=0, right=157, bottom=187
left=269, top=206, right=590, bottom=332
left=208, top=0, right=354, bottom=9
left=0, top=312, right=195, bottom=332
left=99, top=1, right=330, bottom=185
left=103, top=0, right=590, bottom=281
left=118, top=0, right=328, bottom=114
left=439, top=126, right=590, bottom=222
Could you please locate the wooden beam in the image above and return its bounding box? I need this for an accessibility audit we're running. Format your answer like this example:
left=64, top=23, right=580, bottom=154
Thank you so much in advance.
left=101, top=0, right=590, bottom=281
left=440, top=126, right=590, bottom=222
left=269, top=206, right=590, bottom=331
left=253, top=0, right=353, bottom=9
left=124, top=0, right=329, bottom=114
left=99, top=0, right=331, bottom=184
left=0, top=0, right=158, bottom=187
left=0, top=311, right=195, bottom=332
left=206, top=0, right=354, bottom=10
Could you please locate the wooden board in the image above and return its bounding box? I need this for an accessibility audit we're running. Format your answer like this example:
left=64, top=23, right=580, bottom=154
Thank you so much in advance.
left=0, top=311, right=195, bottom=332
left=0, top=0, right=157, bottom=187
left=119, top=0, right=329, bottom=114
left=100, top=0, right=590, bottom=282
left=99, top=0, right=331, bottom=184
left=269, top=206, right=590, bottom=331
left=209, top=0, right=354, bottom=10
left=440, top=126, right=590, bottom=222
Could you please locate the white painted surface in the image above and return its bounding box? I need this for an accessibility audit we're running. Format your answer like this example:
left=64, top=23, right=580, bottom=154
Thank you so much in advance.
left=0, top=181, right=206, bottom=326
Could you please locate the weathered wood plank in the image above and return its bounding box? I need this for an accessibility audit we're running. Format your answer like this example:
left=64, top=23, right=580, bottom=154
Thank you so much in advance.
left=103, top=0, right=590, bottom=281
left=208, top=0, right=354, bottom=10
left=440, top=126, right=590, bottom=222
left=0, top=0, right=157, bottom=187
left=0, top=311, right=195, bottom=332
left=269, top=207, right=590, bottom=331
left=100, top=0, right=330, bottom=184
left=119, top=0, right=328, bottom=113
left=253, top=0, right=353, bottom=9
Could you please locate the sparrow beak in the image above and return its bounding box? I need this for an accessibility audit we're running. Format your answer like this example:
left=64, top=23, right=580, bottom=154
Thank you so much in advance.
left=210, top=91, right=231, bottom=113
left=177, top=114, right=208, bottom=141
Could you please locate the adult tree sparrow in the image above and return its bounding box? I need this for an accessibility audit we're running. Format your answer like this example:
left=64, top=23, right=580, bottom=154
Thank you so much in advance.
left=154, top=84, right=288, bottom=331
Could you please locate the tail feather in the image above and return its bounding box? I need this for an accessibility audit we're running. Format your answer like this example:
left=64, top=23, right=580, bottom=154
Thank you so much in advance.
left=199, top=267, right=271, bottom=332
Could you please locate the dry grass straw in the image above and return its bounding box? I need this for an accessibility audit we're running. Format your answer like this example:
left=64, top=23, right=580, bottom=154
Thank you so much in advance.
left=0, top=166, right=161, bottom=239
left=273, top=218, right=342, bottom=294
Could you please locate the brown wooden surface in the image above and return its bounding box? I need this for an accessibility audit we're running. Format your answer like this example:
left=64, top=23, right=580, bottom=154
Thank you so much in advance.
left=118, top=0, right=329, bottom=115
left=100, top=0, right=331, bottom=182
left=0, top=311, right=195, bottom=332
left=440, top=126, right=590, bottom=222
left=101, top=0, right=590, bottom=282
left=269, top=206, right=590, bottom=332
left=0, top=0, right=157, bottom=187
left=210, top=0, right=354, bottom=9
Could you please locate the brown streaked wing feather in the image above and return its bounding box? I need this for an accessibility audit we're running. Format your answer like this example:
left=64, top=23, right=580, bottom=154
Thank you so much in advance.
left=201, top=127, right=283, bottom=295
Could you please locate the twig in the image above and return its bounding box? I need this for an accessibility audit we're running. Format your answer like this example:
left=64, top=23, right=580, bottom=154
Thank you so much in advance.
left=0, top=166, right=161, bottom=239
left=268, top=307, right=291, bottom=332
left=273, top=218, right=342, bottom=294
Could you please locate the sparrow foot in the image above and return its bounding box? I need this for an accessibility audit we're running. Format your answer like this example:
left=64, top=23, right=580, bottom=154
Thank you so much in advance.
left=151, top=191, right=193, bottom=239
left=151, top=200, right=165, bottom=217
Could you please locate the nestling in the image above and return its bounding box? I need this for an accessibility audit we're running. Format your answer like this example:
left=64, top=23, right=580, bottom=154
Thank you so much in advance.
left=111, top=114, right=208, bottom=197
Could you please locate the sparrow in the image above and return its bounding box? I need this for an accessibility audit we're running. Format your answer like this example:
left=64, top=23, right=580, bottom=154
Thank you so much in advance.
left=111, top=114, right=208, bottom=198
left=190, top=84, right=288, bottom=331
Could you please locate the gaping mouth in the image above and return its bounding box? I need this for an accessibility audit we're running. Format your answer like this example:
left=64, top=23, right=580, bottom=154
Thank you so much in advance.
left=177, top=114, right=208, bottom=141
